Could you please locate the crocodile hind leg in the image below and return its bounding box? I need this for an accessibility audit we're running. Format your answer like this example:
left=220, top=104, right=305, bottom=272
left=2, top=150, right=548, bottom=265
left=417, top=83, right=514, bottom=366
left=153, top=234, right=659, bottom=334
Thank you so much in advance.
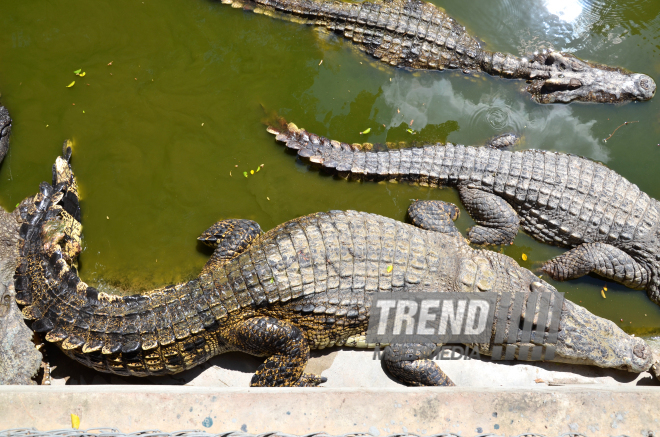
left=383, top=343, right=454, bottom=386
left=459, top=187, right=520, bottom=245
left=227, top=316, right=326, bottom=387
left=542, top=243, right=650, bottom=290
left=197, top=219, right=261, bottom=274
left=408, top=200, right=461, bottom=236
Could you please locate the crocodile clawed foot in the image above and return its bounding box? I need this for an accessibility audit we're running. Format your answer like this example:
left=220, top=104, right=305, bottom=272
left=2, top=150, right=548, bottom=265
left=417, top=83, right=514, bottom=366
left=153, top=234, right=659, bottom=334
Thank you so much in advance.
left=294, top=373, right=327, bottom=387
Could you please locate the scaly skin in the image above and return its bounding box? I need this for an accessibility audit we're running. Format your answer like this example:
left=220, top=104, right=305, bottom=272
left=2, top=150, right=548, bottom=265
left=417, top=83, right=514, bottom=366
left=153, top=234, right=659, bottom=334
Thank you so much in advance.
left=0, top=106, right=10, bottom=163
left=268, top=121, right=660, bottom=307
left=218, top=0, right=656, bottom=104
left=0, top=104, right=42, bottom=385
left=14, top=147, right=659, bottom=386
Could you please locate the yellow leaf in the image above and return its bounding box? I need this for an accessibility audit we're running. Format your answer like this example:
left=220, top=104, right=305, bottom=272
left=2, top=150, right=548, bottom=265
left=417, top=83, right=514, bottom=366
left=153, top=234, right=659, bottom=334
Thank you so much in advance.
left=387, top=265, right=393, bottom=273
left=603, top=286, right=607, bottom=291
left=601, top=289, right=606, bottom=299
left=66, top=81, right=75, bottom=88
left=71, top=414, right=80, bottom=429
left=250, top=170, right=254, bottom=175
left=521, top=253, right=527, bottom=261
left=79, top=72, right=86, bottom=77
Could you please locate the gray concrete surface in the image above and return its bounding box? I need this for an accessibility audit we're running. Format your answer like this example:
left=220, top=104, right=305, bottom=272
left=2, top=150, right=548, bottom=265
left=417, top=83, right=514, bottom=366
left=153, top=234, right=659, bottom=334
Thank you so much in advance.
left=1, top=385, right=659, bottom=435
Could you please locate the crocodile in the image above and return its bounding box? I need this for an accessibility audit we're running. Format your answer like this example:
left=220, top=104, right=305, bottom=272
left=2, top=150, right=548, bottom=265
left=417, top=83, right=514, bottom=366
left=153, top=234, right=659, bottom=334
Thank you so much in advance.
left=268, top=121, right=660, bottom=307
left=0, top=104, right=43, bottom=385
left=13, top=145, right=660, bottom=386
left=217, top=0, right=656, bottom=104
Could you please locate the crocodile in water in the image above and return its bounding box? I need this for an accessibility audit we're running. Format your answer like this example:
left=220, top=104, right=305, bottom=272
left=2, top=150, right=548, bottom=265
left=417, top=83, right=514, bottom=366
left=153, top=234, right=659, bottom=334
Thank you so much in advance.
left=218, top=0, right=656, bottom=104
left=269, top=121, right=660, bottom=307
left=14, top=145, right=660, bottom=386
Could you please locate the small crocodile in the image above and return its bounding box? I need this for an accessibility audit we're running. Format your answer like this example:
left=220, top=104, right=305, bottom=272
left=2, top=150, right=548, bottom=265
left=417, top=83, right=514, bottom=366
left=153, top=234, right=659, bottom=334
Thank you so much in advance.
left=14, top=146, right=660, bottom=386
left=268, top=121, right=660, bottom=306
left=218, top=0, right=656, bottom=104
left=0, top=104, right=43, bottom=385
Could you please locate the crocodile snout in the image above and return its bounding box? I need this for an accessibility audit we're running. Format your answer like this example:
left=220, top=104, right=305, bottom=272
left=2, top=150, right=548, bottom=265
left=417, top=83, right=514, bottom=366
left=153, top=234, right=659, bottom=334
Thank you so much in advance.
left=634, top=73, right=656, bottom=100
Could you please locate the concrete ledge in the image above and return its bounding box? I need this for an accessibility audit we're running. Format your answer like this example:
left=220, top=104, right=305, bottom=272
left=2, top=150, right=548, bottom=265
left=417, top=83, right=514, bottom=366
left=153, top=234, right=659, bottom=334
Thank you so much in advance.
left=1, top=386, right=658, bottom=436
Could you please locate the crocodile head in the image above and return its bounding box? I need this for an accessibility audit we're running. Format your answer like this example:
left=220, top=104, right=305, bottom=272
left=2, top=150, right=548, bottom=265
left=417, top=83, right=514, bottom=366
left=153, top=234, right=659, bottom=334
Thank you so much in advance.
left=525, top=51, right=656, bottom=104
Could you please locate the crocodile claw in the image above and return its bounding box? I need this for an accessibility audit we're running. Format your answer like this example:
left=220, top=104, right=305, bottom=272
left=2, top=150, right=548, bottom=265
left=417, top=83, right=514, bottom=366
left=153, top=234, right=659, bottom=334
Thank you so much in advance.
left=295, top=373, right=327, bottom=387
left=525, top=51, right=656, bottom=104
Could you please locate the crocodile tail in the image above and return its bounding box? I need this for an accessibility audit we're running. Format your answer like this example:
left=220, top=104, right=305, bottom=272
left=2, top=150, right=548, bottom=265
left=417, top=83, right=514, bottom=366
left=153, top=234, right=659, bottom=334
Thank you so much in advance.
left=14, top=146, right=225, bottom=375
left=266, top=120, right=517, bottom=185
left=14, top=146, right=137, bottom=368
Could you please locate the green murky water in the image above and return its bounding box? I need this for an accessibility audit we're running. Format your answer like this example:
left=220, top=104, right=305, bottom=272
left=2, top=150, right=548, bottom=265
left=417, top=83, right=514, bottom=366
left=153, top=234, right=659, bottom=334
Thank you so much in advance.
left=1, top=0, right=660, bottom=336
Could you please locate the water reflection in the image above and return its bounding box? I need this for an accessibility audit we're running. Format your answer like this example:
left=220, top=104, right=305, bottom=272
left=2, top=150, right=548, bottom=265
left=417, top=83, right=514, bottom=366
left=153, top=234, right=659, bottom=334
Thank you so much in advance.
left=544, top=0, right=583, bottom=23
left=377, top=76, right=609, bottom=162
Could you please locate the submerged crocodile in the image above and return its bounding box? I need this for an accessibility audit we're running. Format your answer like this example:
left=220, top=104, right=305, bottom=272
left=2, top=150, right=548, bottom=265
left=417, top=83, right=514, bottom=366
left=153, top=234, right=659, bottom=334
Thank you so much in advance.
left=218, top=0, right=656, bottom=104
left=14, top=146, right=660, bottom=386
left=268, top=121, right=660, bottom=306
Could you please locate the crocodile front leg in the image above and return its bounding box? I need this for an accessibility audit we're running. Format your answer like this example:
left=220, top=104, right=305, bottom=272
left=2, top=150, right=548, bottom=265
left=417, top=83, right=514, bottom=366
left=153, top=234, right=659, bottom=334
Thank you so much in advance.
left=542, top=243, right=650, bottom=290
left=228, top=316, right=326, bottom=387
left=408, top=200, right=460, bottom=236
left=198, top=219, right=262, bottom=274
left=459, top=187, right=520, bottom=245
left=383, top=343, right=454, bottom=387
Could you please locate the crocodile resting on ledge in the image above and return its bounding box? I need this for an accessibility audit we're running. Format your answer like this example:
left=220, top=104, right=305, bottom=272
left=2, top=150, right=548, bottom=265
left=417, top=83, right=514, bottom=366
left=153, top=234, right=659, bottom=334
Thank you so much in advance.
left=269, top=121, right=660, bottom=307
left=217, top=0, right=656, bottom=104
left=14, top=146, right=660, bottom=386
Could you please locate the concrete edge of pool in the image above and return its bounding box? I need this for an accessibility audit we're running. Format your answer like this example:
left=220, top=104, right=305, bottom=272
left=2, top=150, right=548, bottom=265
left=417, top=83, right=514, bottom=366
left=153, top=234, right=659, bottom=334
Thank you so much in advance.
left=1, top=385, right=658, bottom=435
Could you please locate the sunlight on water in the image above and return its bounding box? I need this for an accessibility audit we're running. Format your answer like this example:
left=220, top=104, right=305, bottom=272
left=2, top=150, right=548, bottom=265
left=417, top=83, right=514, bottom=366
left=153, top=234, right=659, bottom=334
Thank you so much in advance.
left=544, top=0, right=583, bottom=23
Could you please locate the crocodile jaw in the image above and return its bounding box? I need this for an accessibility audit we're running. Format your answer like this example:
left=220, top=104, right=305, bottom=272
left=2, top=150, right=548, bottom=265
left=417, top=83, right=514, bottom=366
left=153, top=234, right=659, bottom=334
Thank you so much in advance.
left=526, top=52, right=656, bottom=104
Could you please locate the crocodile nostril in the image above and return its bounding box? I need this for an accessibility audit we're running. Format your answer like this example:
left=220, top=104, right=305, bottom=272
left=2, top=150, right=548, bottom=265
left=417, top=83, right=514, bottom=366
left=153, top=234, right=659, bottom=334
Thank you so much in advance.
left=633, top=343, right=648, bottom=359
left=636, top=74, right=656, bottom=99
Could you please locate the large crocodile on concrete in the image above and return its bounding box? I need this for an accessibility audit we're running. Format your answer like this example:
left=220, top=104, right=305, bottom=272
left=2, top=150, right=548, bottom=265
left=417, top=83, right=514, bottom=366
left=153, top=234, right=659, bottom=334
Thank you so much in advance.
left=14, top=146, right=660, bottom=386
left=268, top=121, right=660, bottom=307
left=218, top=0, right=656, bottom=104
left=0, top=104, right=43, bottom=385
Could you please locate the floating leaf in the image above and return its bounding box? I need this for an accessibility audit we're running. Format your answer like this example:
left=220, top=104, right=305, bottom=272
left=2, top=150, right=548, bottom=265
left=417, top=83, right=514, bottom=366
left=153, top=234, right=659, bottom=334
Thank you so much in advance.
left=71, top=414, right=80, bottom=429
left=82, top=110, right=85, bottom=113
left=73, top=69, right=81, bottom=74
left=79, top=72, right=86, bottom=77
left=603, top=286, right=607, bottom=291
left=521, top=253, right=528, bottom=261
left=256, top=167, right=260, bottom=172
left=243, top=172, right=248, bottom=178
left=250, top=170, right=254, bottom=175
left=387, top=265, right=393, bottom=273
left=360, top=128, right=371, bottom=135
left=601, top=289, right=606, bottom=299
left=66, top=81, right=75, bottom=88
left=15, top=203, right=19, bottom=208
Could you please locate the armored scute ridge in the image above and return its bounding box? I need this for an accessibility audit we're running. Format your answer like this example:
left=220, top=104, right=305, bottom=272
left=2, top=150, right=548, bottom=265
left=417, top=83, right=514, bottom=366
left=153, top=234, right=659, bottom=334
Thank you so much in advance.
left=219, top=0, right=656, bottom=103
left=14, top=146, right=660, bottom=386
left=269, top=121, right=660, bottom=306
